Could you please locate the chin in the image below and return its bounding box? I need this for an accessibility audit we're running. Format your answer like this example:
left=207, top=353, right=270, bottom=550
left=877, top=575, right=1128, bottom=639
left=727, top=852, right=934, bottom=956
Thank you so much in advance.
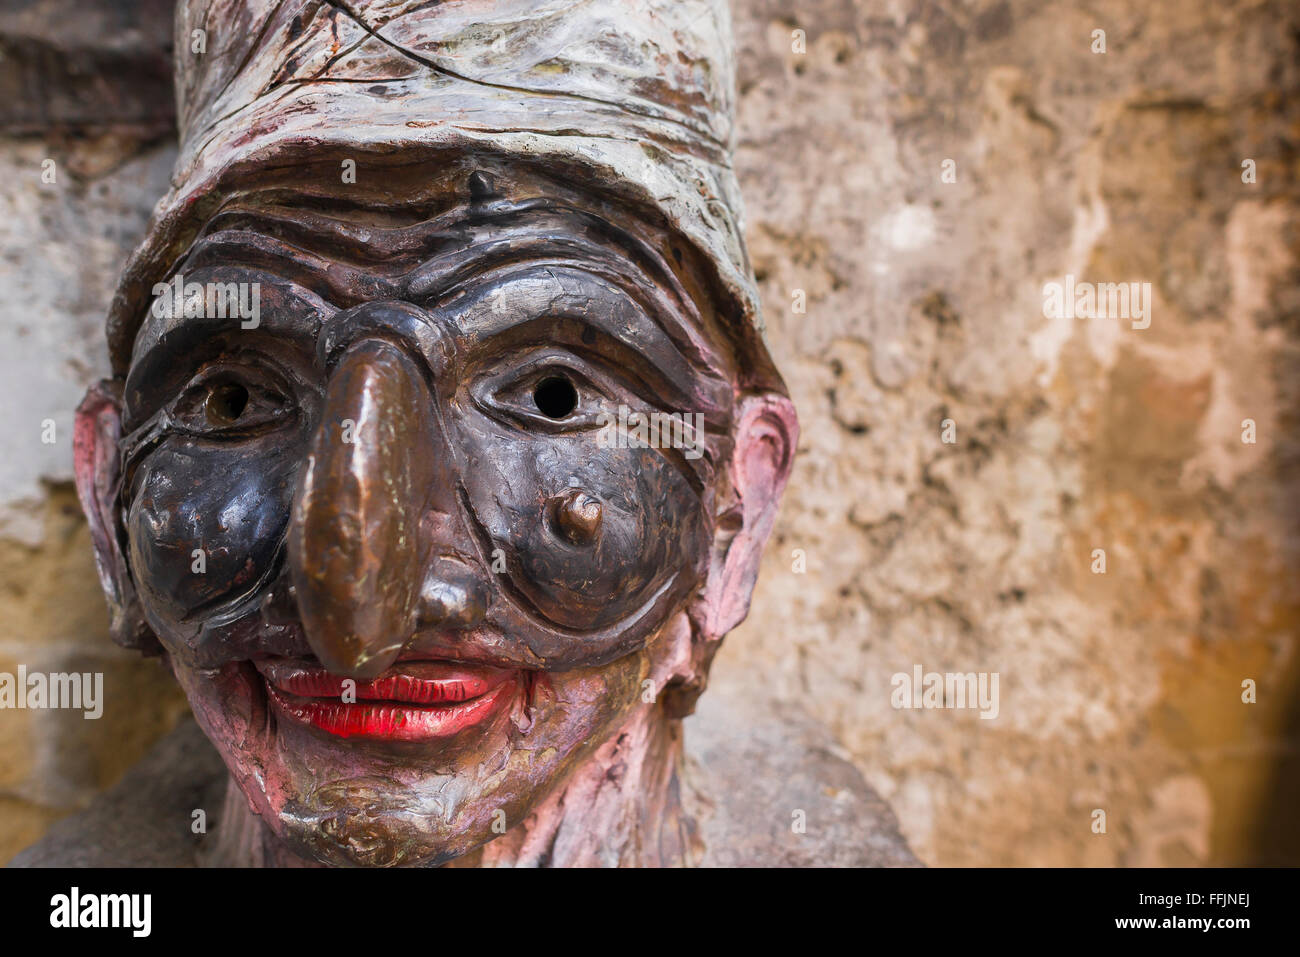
left=272, top=782, right=512, bottom=868
left=169, top=648, right=651, bottom=866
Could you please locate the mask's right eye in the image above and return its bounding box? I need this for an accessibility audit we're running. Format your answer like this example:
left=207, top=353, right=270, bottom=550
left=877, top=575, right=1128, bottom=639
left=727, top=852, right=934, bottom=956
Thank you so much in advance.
left=170, top=363, right=295, bottom=438
left=205, top=381, right=249, bottom=427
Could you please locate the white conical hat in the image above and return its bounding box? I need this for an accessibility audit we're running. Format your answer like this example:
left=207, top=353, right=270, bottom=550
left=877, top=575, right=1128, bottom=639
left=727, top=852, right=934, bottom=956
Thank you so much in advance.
left=106, top=0, right=763, bottom=374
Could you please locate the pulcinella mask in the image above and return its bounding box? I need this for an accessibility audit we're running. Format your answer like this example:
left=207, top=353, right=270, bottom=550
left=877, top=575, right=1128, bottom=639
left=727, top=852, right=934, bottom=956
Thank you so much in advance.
left=121, top=194, right=725, bottom=673
left=74, top=0, right=798, bottom=867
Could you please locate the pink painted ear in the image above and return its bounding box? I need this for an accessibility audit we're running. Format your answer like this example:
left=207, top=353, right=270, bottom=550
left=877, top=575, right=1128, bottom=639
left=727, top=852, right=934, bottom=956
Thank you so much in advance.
left=697, top=392, right=799, bottom=638
left=74, top=380, right=156, bottom=653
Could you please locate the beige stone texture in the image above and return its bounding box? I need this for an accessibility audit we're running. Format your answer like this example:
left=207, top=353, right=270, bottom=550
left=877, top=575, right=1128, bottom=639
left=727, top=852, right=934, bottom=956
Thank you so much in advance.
left=719, top=0, right=1300, bottom=865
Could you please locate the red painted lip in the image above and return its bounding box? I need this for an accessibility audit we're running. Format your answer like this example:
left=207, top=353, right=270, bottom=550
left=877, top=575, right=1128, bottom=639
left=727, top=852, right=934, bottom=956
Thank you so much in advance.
left=256, top=659, right=516, bottom=741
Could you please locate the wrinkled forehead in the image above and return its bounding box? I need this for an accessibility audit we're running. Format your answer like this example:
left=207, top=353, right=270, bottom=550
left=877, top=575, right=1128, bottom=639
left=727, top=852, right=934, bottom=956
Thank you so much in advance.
left=125, top=182, right=740, bottom=414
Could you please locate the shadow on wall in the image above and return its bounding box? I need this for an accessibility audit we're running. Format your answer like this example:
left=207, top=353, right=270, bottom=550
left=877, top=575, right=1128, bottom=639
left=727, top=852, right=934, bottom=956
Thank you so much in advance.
left=1250, top=349, right=1300, bottom=866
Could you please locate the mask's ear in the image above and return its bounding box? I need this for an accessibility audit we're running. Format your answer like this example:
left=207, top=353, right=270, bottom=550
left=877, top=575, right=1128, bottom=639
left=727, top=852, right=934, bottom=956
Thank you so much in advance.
left=74, top=380, right=157, bottom=653
left=696, top=391, right=799, bottom=639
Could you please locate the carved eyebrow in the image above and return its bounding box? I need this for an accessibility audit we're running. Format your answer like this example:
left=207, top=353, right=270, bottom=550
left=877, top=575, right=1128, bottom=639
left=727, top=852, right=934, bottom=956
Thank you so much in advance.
left=432, top=264, right=730, bottom=413
left=164, top=225, right=721, bottom=375
left=193, top=205, right=464, bottom=270
left=124, top=270, right=328, bottom=427
left=130, top=262, right=333, bottom=356
left=173, top=228, right=402, bottom=309
left=183, top=197, right=727, bottom=374
left=131, top=200, right=733, bottom=409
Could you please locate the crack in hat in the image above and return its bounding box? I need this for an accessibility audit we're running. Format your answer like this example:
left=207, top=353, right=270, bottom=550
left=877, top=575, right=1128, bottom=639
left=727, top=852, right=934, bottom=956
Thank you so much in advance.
left=105, top=0, right=766, bottom=375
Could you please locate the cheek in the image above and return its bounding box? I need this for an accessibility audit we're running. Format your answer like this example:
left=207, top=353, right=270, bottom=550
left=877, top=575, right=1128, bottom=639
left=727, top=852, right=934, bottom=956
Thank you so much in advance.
left=549, top=649, right=646, bottom=716
left=126, top=439, right=298, bottom=628
left=462, top=429, right=709, bottom=631
left=502, top=653, right=651, bottom=802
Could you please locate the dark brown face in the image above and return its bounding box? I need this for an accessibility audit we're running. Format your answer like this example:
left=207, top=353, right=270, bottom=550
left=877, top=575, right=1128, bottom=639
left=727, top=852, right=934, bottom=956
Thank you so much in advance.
left=106, top=174, right=745, bottom=865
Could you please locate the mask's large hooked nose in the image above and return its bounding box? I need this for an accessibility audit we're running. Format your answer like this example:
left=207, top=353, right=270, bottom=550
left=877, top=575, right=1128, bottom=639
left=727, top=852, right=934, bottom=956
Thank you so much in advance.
left=288, top=315, right=434, bottom=679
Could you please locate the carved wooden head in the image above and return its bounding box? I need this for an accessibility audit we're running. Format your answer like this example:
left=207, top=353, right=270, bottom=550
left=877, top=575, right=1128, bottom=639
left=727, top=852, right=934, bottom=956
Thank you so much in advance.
left=74, top=0, right=797, bottom=866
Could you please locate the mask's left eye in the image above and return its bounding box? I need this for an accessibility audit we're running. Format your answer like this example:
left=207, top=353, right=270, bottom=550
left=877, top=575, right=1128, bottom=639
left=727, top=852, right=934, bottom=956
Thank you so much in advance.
left=170, top=364, right=294, bottom=438
left=531, top=375, right=580, bottom=420
left=475, top=359, right=614, bottom=433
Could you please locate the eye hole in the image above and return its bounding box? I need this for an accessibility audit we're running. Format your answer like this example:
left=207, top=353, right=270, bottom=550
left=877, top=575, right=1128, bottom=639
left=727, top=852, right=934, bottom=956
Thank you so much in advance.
left=533, top=376, right=578, bottom=419
left=205, top=382, right=249, bottom=426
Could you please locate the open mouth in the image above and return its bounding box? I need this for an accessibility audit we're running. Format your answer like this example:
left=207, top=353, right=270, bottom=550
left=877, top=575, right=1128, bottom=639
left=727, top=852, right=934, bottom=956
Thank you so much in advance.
left=255, top=658, right=517, bottom=741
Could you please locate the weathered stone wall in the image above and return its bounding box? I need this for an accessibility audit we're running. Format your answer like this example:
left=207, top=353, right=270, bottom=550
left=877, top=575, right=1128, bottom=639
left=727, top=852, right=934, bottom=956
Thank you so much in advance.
left=1, top=0, right=1297, bottom=865
left=0, top=1, right=188, bottom=864
left=721, top=0, right=1300, bottom=865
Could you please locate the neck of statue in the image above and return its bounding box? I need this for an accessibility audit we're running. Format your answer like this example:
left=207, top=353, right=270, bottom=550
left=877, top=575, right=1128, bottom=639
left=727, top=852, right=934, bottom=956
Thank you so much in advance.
left=207, top=701, right=698, bottom=868
left=471, top=701, right=697, bottom=867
